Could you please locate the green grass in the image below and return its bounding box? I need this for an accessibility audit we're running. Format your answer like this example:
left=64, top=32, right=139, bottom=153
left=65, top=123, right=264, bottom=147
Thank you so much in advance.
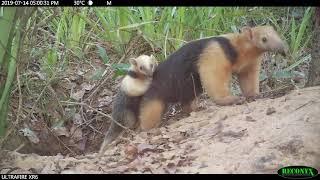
left=290, top=7, right=313, bottom=59
left=0, top=8, right=34, bottom=136
left=32, top=7, right=314, bottom=62
left=0, top=7, right=17, bottom=136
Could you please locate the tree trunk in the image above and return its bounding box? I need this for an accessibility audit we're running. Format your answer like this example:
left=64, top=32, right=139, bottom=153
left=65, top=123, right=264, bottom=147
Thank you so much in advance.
left=306, top=7, right=320, bottom=87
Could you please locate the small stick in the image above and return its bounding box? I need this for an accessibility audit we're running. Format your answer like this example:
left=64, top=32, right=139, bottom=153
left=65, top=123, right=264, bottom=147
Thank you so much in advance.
left=60, top=101, right=136, bottom=134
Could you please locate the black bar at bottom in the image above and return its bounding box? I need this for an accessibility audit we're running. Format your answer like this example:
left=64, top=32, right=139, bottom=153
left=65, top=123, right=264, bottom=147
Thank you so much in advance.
left=0, top=174, right=290, bottom=179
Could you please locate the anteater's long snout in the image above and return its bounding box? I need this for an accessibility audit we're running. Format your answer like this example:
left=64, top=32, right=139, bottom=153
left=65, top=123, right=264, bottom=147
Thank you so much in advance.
left=264, top=39, right=288, bottom=57
left=265, top=27, right=290, bottom=57
left=272, top=38, right=289, bottom=57
left=277, top=42, right=289, bottom=57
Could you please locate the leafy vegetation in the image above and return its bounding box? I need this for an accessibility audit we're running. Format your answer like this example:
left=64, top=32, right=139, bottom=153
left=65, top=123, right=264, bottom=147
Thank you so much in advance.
left=25, top=7, right=314, bottom=78
left=0, top=7, right=17, bottom=136
left=0, top=8, right=36, bottom=136
left=36, top=7, right=314, bottom=74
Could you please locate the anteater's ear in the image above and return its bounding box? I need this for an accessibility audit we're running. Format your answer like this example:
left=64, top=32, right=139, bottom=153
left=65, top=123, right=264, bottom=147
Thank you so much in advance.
left=129, top=58, right=138, bottom=67
left=241, top=26, right=253, bottom=40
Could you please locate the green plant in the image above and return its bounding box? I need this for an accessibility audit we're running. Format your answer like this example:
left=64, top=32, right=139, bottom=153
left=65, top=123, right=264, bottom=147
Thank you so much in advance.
left=289, top=7, right=313, bottom=59
left=0, top=8, right=35, bottom=136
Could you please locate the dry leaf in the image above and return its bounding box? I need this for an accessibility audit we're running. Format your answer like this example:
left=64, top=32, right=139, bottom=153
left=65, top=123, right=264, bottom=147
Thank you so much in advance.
left=101, top=89, right=113, bottom=96
left=52, top=126, right=70, bottom=137
left=73, top=113, right=82, bottom=125
left=165, top=162, right=177, bottom=174
left=70, top=125, right=83, bottom=142
left=98, top=96, right=113, bottom=107
left=245, top=116, right=256, bottom=122
left=18, top=128, right=40, bottom=144
left=81, top=82, right=95, bottom=91
left=137, top=144, right=156, bottom=154
left=266, top=107, right=276, bottom=115
left=150, top=137, right=169, bottom=145
left=125, top=144, right=138, bottom=160
left=71, top=89, right=85, bottom=101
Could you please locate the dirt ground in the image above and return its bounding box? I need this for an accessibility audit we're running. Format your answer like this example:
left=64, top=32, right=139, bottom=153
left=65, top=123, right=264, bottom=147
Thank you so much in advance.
left=1, top=86, right=320, bottom=174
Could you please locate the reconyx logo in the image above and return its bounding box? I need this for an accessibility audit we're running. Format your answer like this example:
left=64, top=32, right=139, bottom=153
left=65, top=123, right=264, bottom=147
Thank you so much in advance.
left=278, top=166, right=318, bottom=179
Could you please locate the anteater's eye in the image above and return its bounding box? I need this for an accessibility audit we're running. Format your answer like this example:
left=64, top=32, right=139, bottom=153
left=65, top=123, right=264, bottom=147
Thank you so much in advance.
left=140, top=66, right=143, bottom=71
left=262, top=37, right=267, bottom=43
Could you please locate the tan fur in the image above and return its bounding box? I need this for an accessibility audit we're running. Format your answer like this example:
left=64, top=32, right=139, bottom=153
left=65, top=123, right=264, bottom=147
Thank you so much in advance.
left=129, top=55, right=157, bottom=77
left=139, top=99, right=165, bottom=130
left=121, top=54, right=157, bottom=96
left=198, top=42, right=233, bottom=102
left=238, top=59, right=261, bottom=97
left=121, top=76, right=151, bottom=96
left=198, top=26, right=286, bottom=105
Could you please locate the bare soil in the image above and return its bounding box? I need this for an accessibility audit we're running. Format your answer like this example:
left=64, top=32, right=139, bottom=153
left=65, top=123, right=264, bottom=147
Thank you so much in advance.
left=1, top=86, right=319, bottom=174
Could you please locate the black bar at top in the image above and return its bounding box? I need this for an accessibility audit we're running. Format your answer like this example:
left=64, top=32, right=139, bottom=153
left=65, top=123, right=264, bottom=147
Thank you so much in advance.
left=108, top=0, right=318, bottom=6
left=2, top=0, right=319, bottom=7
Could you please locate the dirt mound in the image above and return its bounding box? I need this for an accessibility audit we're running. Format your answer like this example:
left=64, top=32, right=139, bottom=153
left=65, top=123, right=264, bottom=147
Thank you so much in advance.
left=1, top=86, right=320, bottom=174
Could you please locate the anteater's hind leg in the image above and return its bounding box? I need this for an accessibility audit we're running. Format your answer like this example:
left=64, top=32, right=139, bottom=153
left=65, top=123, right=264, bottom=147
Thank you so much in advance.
left=139, top=98, right=166, bottom=130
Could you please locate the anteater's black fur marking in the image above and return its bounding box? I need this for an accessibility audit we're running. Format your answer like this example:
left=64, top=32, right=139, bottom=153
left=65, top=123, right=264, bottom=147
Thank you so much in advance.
left=143, top=36, right=237, bottom=107
left=127, top=70, right=138, bottom=79
left=214, top=37, right=238, bottom=63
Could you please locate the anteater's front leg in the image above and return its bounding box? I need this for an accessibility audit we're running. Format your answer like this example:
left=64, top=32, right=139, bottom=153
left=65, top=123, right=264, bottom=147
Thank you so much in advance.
left=238, top=60, right=261, bottom=99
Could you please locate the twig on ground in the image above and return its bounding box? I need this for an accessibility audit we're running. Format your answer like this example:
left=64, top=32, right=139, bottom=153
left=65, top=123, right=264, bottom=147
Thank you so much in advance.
left=47, top=85, right=65, bottom=117
left=13, top=143, right=25, bottom=153
left=14, top=66, right=23, bottom=125
left=60, top=101, right=136, bottom=135
left=88, top=125, right=104, bottom=135
left=84, top=70, right=114, bottom=103
left=293, top=100, right=316, bottom=112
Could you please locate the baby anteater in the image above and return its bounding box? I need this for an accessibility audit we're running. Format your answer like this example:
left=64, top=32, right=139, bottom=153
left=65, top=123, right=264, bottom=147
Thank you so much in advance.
left=98, top=54, right=157, bottom=157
